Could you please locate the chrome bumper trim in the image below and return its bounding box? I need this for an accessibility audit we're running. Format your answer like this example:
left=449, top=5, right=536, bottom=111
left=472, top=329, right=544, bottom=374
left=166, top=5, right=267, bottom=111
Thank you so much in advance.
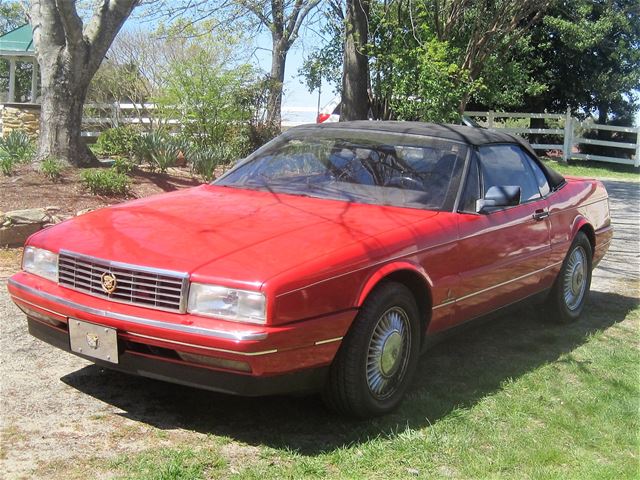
left=125, top=332, right=278, bottom=356
left=8, top=278, right=268, bottom=342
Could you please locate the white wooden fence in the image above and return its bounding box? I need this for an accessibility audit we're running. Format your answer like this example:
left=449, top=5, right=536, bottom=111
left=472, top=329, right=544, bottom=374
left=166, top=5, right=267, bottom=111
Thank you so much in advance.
left=75, top=103, right=637, bottom=168
left=465, top=110, right=640, bottom=167
left=81, top=102, right=315, bottom=137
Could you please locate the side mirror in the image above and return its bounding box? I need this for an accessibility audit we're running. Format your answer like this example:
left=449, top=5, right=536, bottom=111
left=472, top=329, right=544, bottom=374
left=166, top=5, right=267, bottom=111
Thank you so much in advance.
left=476, top=185, right=521, bottom=213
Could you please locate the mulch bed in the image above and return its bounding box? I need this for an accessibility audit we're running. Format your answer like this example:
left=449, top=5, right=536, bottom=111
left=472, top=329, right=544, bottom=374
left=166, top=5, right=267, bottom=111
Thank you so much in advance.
left=0, top=165, right=204, bottom=217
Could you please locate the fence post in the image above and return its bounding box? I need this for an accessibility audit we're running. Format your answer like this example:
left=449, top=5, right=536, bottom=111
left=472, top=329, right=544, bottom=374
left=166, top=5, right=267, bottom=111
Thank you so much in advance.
left=110, top=102, right=121, bottom=128
left=487, top=111, right=494, bottom=129
left=562, top=108, right=573, bottom=163
left=635, top=127, right=640, bottom=168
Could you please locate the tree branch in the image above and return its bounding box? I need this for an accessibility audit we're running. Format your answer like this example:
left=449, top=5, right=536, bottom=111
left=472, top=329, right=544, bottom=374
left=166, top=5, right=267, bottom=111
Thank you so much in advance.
left=237, top=0, right=272, bottom=28
left=55, top=0, right=85, bottom=48
left=84, top=0, right=140, bottom=72
left=287, top=0, right=322, bottom=44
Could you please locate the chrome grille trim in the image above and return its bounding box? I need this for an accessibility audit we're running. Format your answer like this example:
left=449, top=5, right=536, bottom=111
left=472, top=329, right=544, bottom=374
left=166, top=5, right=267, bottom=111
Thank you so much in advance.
left=57, top=249, right=189, bottom=313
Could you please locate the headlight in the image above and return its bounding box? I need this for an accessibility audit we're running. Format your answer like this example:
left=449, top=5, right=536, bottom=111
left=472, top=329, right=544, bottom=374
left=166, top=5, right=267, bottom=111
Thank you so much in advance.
left=22, top=246, right=58, bottom=282
left=187, top=283, right=266, bottom=324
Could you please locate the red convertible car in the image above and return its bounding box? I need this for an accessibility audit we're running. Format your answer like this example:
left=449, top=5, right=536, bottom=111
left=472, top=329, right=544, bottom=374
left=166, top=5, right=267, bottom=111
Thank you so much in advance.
left=8, top=122, right=612, bottom=417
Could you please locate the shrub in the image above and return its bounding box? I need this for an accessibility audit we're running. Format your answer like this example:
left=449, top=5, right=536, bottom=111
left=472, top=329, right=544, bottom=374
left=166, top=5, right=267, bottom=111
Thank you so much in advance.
left=0, top=130, right=34, bottom=163
left=81, top=169, right=130, bottom=196
left=0, top=151, right=15, bottom=176
left=134, top=130, right=180, bottom=173
left=112, top=157, right=135, bottom=175
left=245, top=122, right=279, bottom=152
left=155, top=48, right=263, bottom=152
left=94, top=126, right=140, bottom=157
left=40, top=158, right=63, bottom=181
left=185, top=144, right=235, bottom=181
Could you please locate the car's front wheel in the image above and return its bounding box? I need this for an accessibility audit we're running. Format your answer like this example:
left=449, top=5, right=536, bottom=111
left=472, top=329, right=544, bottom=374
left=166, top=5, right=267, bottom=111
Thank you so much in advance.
left=546, top=231, right=593, bottom=323
left=323, top=281, right=421, bottom=417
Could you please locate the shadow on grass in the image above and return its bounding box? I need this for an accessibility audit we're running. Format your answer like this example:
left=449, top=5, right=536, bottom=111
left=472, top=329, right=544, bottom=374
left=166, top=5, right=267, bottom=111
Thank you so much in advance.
left=61, top=289, right=638, bottom=455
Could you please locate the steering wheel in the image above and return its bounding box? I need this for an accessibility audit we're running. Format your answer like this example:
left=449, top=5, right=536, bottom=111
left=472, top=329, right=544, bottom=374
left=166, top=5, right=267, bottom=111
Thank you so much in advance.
left=384, top=176, right=425, bottom=191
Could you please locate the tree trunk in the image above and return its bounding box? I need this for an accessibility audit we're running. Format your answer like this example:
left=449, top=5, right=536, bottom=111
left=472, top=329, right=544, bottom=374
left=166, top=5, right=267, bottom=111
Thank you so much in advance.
left=457, top=92, right=470, bottom=117
left=341, top=0, right=370, bottom=121
left=36, top=55, right=95, bottom=166
left=29, top=0, right=138, bottom=167
left=266, top=40, right=287, bottom=127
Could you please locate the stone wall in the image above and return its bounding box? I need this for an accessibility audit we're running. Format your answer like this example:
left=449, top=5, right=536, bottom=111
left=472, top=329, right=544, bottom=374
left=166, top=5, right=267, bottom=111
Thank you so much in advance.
left=1, top=103, right=41, bottom=138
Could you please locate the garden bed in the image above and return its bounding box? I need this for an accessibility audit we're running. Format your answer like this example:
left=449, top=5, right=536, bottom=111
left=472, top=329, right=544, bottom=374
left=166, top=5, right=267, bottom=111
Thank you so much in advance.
left=0, top=164, right=203, bottom=218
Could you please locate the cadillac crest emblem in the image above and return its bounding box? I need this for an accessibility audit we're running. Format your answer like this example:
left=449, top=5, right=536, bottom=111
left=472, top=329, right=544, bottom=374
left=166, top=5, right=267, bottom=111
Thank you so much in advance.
left=86, top=333, right=99, bottom=349
left=101, top=272, right=117, bottom=294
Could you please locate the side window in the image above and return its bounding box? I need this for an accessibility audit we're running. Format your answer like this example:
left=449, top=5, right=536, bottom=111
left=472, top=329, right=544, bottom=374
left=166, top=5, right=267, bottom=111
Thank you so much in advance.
left=460, top=155, right=480, bottom=212
left=524, top=152, right=551, bottom=197
left=477, top=145, right=541, bottom=203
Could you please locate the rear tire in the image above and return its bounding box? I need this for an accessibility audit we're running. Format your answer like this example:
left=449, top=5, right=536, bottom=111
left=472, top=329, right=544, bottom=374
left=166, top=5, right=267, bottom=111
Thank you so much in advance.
left=545, top=231, right=593, bottom=324
left=323, top=282, right=421, bottom=418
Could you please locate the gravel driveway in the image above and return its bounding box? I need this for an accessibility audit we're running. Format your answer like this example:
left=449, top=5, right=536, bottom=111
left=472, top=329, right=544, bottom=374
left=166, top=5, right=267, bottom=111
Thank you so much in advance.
left=1, top=180, right=638, bottom=479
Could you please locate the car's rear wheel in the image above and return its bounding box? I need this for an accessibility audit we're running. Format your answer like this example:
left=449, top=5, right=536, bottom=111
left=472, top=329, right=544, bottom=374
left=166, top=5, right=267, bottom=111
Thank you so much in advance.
left=323, top=281, right=421, bottom=417
left=546, top=231, right=593, bottom=323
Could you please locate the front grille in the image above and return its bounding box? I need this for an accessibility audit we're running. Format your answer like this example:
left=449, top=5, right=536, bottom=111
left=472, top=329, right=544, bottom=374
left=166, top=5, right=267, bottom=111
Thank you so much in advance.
left=58, top=250, right=188, bottom=313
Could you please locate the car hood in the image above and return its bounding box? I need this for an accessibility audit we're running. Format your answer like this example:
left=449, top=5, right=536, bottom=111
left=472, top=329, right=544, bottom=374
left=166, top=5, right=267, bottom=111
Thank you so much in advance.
left=31, top=185, right=437, bottom=290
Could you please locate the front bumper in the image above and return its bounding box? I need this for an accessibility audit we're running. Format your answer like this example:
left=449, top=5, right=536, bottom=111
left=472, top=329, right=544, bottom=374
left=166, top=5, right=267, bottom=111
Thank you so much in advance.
left=8, top=272, right=356, bottom=395
left=27, top=318, right=328, bottom=395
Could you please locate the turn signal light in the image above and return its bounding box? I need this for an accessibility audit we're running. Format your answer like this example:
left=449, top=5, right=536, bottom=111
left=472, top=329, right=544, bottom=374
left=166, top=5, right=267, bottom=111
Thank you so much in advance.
left=177, top=352, right=251, bottom=372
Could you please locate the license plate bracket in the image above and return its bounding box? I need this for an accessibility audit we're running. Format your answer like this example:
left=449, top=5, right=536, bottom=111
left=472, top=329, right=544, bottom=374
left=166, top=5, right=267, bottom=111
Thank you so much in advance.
left=69, top=319, right=118, bottom=364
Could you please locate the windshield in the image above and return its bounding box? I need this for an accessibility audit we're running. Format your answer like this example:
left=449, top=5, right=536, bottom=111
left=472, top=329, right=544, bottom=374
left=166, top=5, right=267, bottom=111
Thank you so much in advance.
left=216, top=128, right=468, bottom=211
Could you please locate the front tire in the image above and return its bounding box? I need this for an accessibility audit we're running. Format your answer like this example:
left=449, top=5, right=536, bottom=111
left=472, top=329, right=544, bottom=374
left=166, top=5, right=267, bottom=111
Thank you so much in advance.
left=546, top=231, right=593, bottom=323
left=323, top=282, right=421, bottom=417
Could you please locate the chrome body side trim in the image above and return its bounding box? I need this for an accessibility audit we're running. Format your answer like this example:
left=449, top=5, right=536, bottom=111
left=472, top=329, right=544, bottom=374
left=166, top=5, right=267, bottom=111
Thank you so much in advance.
left=431, top=261, right=563, bottom=309
left=595, top=238, right=612, bottom=249
left=432, top=299, right=455, bottom=310
left=454, top=261, right=562, bottom=304
left=314, top=336, right=343, bottom=346
left=8, top=278, right=268, bottom=341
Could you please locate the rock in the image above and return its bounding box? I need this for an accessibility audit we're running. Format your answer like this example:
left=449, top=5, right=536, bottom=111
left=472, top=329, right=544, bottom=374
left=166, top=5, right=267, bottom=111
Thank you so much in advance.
left=5, top=208, right=48, bottom=225
left=0, top=223, right=42, bottom=247
left=44, top=206, right=61, bottom=214
left=76, top=208, right=94, bottom=216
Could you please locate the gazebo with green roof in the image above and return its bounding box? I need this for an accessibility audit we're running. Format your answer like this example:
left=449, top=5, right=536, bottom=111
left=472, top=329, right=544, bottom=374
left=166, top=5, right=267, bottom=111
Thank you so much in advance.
left=0, top=24, right=38, bottom=103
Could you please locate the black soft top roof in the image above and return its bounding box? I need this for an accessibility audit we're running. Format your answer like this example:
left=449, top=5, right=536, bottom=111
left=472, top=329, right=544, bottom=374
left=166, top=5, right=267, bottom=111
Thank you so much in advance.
left=289, top=121, right=566, bottom=190
left=292, top=120, right=517, bottom=145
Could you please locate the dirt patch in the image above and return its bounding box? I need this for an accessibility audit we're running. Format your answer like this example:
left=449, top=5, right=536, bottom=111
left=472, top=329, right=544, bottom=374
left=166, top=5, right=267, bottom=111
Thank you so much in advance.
left=0, top=248, right=22, bottom=275
left=0, top=164, right=203, bottom=217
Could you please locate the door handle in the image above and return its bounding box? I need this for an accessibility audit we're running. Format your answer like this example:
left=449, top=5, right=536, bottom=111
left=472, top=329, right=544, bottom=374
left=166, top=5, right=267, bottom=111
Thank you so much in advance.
left=533, top=209, right=549, bottom=221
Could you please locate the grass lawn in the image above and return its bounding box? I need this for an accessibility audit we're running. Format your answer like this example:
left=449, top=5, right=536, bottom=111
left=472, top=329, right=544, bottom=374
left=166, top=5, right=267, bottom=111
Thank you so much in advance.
left=78, top=284, right=639, bottom=480
left=541, top=157, right=640, bottom=182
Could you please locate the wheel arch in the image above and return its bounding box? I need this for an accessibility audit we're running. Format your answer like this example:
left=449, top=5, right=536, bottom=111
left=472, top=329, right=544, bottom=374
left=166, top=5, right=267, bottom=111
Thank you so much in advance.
left=357, top=262, right=433, bottom=345
left=571, top=216, right=596, bottom=257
